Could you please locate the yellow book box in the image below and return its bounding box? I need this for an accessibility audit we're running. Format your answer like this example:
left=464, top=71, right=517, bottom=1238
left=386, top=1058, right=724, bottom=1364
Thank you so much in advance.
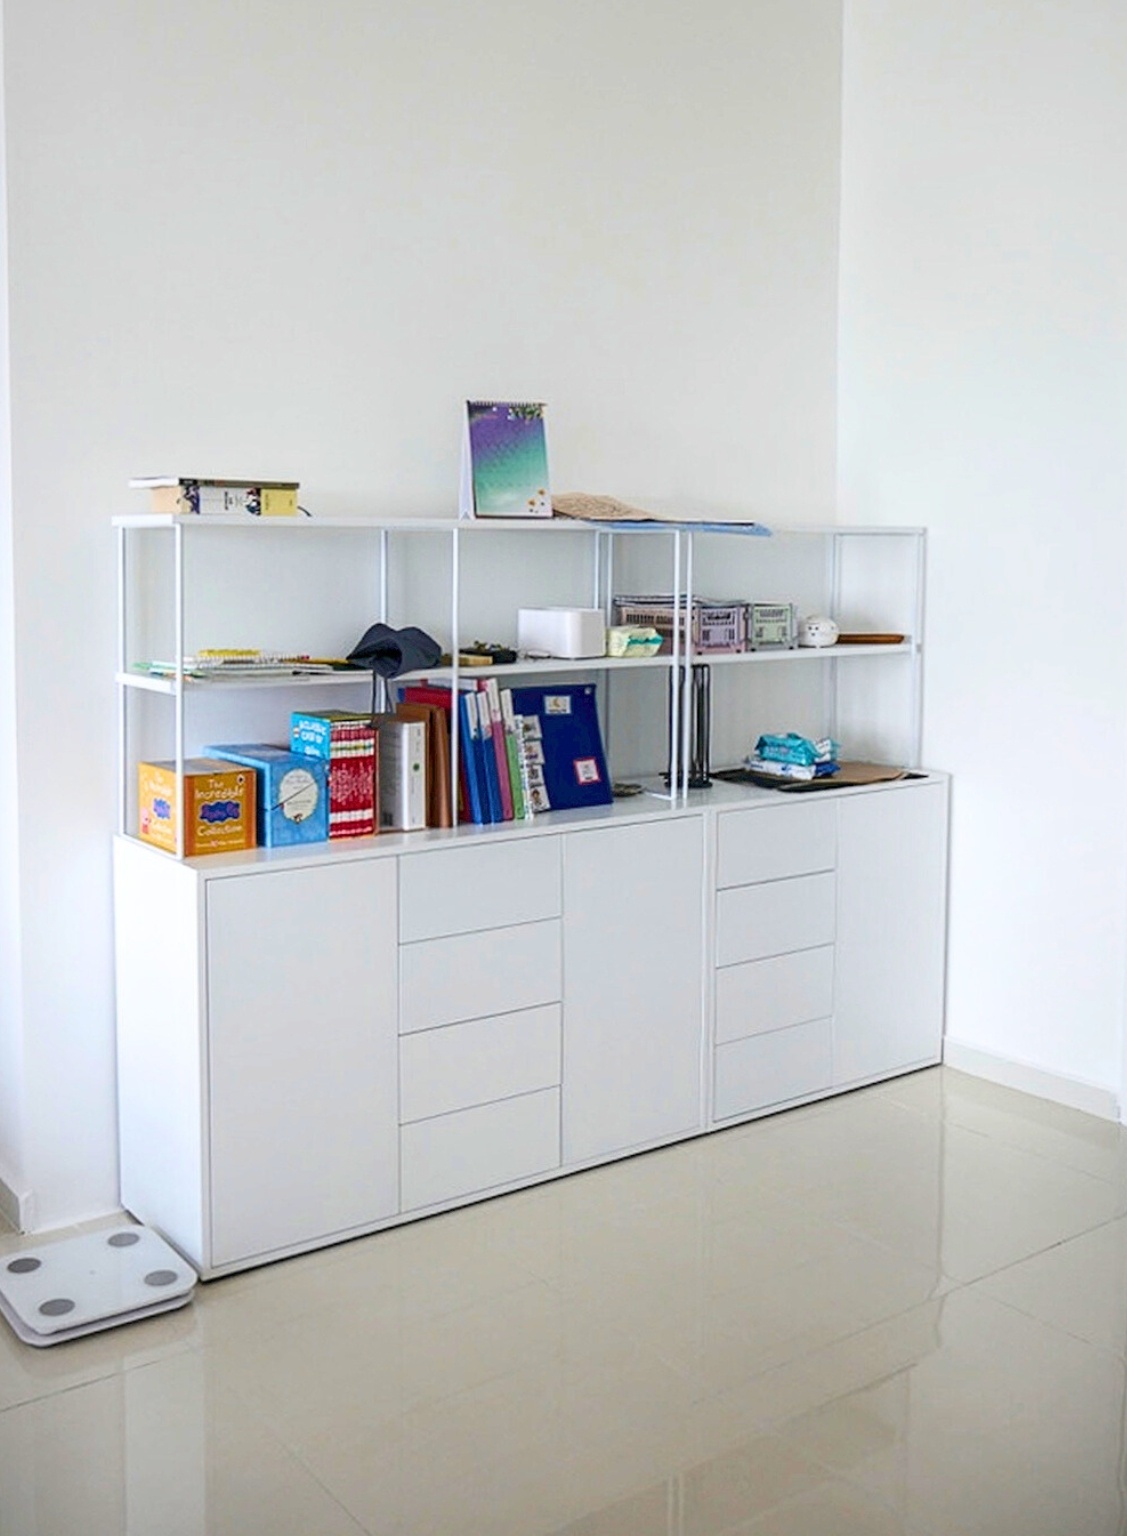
left=137, top=759, right=257, bottom=855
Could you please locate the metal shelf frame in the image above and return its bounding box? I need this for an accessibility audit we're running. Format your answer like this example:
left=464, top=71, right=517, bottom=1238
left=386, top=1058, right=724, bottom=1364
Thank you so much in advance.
left=114, top=516, right=927, bottom=853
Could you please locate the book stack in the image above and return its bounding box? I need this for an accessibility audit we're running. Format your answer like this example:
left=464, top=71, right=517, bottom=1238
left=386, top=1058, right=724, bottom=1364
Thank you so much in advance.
left=290, top=711, right=377, bottom=838
left=399, top=679, right=612, bottom=824
left=130, top=477, right=300, bottom=517
left=398, top=679, right=530, bottom=826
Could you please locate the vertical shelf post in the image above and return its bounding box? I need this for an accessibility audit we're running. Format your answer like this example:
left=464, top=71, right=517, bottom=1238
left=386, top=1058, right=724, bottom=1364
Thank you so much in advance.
left=911, top=529, right=927, bottom=767
left=173, top=522, right=185, bottom=859
left=377, top=526, right=390, bottom=714
left=680, top=530, right=696, bottom=803
left=116, top=524, right=127, bottom=836
left=449, top=525, right=461, bottom=822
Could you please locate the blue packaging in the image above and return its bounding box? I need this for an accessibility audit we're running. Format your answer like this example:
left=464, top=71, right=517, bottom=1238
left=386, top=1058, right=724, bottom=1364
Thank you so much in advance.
left=204, top=744, right=329, bottom=847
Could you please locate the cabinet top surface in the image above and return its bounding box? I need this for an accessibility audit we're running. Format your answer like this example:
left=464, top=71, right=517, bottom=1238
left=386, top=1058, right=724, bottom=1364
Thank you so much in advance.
left=114, top=771, right=948, bottom=881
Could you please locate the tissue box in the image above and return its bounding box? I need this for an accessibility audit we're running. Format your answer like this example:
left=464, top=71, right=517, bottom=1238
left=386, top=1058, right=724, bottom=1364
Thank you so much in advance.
left=137, top=758, right=256, bottom=856
left=517, top=607, right=606, bottom=659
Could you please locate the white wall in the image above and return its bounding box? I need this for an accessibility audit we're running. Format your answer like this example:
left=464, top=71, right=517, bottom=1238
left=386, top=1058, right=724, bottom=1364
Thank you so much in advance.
left=838, top=1, right=1127, bottom=1103
left=1, top=0, right=844, bottom=1225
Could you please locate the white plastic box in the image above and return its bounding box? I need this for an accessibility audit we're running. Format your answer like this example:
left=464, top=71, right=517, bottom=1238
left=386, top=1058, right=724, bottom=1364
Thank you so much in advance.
left=517, top=607, right=606, bottom=659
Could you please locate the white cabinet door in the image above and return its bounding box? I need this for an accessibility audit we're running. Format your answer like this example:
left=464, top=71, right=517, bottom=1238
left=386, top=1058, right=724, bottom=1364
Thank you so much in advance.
left=834, top=782, right=948, bottom=1085
left=206, top=859, right=398, bottom=1266
left=562, top=818, right=704, bottom=1164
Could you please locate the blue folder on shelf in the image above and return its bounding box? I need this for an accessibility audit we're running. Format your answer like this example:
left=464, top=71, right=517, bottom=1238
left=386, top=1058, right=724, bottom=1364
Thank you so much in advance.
left=457, top=689, right=490, bottom=824
left=510, top=683, right=613, bottom=812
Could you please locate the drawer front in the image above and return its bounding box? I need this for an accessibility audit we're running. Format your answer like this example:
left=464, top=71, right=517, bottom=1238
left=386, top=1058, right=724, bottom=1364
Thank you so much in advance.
left=716, top=873, right=836, bottom=967
left=717, top=802, right=836, bottom=889
left=399, top=1004, right=561, bottom=1123
left=400, top=919, right=561, bottom=1034
left=716, top=945, right=835, bottom=1045
left=400, top=1088, right=561, bottom=1210
left=714, top=1019, right=833, bottom=1120
left=399, top=836, right=561, bottom=942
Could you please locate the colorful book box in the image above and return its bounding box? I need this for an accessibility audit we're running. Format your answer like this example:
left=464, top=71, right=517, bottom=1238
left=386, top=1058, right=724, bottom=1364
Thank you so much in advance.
left=137, top=758, right=257, bottom=856
left=205, top=744, right=330, bottom=847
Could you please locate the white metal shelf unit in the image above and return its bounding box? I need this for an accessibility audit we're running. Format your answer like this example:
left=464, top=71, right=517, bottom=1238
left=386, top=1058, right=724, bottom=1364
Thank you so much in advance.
left=113, top=516, right=926, bottom=852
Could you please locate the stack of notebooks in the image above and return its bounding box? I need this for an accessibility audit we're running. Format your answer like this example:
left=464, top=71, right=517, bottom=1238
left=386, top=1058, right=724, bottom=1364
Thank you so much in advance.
left=398, top=679, right=613, bottom=825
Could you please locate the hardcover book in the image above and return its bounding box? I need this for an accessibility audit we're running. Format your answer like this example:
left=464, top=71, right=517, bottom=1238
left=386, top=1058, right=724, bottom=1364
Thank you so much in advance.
left=376, top=717, right=427, bottom=831
left=459, top=402, right=550, bottom=520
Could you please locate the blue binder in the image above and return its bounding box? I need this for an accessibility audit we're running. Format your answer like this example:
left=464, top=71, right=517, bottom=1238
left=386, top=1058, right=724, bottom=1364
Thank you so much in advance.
left=509, top=683, right=613, bottom=812
left=456, top=689, right=489, bottom=824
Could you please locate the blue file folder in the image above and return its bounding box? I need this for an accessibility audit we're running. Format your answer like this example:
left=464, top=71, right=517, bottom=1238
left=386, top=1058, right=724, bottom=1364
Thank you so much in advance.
left=510, top=683, right=613, bottom=812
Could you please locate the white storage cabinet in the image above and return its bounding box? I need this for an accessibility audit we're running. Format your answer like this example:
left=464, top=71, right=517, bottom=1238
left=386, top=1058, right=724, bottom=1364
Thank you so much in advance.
left=112, top=513, right=947, bottom=1277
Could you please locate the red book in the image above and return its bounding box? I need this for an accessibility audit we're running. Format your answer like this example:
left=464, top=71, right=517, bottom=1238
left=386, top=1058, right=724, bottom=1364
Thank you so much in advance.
left=290, top=711, right=376, bottom=838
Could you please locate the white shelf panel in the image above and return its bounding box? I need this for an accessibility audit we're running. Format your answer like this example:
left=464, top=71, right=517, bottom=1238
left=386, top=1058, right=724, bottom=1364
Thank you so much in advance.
left=113, top=513, right=675, bottom=534
left=116, top=670, right=372, bottom=694
left=113, top=513, right=925, bottom=537
left=700, top=642, right=915, bottom=665
left=401, top=654, right=671, bottom=682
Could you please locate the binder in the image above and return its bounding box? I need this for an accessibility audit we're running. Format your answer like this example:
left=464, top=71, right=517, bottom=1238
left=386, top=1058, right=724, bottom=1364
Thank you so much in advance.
left=499, top=687, right=527, bottom=820
left=509, top=683, right=613, bottom=812
left=478, top=677, right=514, bottom=821
left=459, top=688, right=490, bottom=823
left=470, top=687, right=503, bottom=822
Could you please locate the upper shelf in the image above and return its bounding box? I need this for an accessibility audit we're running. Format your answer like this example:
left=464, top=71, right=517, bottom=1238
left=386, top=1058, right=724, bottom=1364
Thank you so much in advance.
left=112, top=513, right=926, bottom=537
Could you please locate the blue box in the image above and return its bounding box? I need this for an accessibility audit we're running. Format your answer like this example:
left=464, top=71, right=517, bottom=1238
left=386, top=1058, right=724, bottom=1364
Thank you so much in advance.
left=204, top=744, right=329, bottom=847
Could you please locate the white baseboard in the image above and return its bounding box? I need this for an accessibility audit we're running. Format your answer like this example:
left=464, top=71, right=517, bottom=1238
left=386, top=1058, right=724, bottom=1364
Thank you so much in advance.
left=943, top=1038, right=1120, bottom=1122
left=0, top=1171, right=34, bottom=1232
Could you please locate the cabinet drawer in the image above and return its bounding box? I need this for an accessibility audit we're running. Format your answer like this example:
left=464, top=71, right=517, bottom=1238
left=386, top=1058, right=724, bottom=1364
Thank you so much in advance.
left=716, top=873, right=836, bottom=967
left=399, top=837, right=561, bottom=942
left=400, top=919, right=561, bottom=1033
left=714, top=1019, right=833, bottom=1120
left=399, top=1004, right=561, bottom=1123
left=717, top=802, right=836, bottom=889
left=716, top=945, right=835, bottom=1045
left=400, top=1088, right=561, bottom=1210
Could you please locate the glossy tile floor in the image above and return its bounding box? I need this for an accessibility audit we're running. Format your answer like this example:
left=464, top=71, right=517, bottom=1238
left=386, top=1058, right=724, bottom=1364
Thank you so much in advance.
left=5, top=1066, right=1127, bottom=1534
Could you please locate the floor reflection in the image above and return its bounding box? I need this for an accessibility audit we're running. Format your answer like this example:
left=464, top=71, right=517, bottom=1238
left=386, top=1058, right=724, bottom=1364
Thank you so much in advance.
left=3, top=1066, right=1127, bottom=1535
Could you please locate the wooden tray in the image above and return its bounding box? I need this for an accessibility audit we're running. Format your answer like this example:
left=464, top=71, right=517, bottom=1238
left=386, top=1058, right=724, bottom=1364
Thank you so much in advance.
left=835, top=633, right=905, bottom=645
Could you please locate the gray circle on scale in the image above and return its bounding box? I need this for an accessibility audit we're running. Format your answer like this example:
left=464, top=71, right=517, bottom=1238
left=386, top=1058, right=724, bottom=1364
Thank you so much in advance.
left=144, top=1269, right=179, bottom=1287
left=107, top=1232, right=141, bottom=1247
left=7, top=1256, right=41, bottom=1274
left=39, top=1297, right=76, bottom=1317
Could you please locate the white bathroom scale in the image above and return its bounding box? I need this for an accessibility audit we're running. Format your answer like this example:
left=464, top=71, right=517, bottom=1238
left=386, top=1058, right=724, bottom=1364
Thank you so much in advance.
left=0, top=1224, right=197, bottom=1347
